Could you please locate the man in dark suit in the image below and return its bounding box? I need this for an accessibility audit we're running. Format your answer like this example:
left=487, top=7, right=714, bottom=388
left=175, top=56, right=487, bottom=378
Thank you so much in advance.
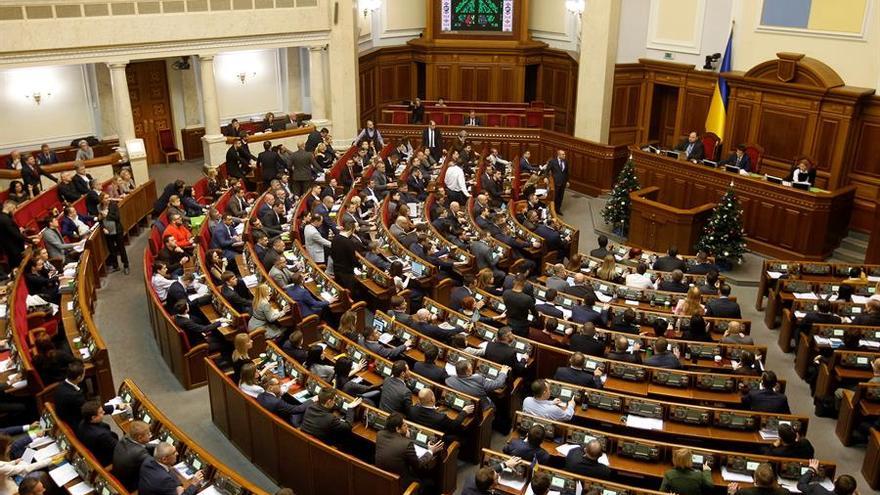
left=225, top=139, right=246, bottom=179
left=77, top=400, right=119, bottom=466
left=653, top=247, right=688, bottom=272
left=674, top=131, right=705, bottom=162
left=54, top=360, right=114, bottom=426
left=547, top=149, right=569, bottom=214
left=289, top=142, right=318, bottom=197
left=329, top=220, right=360, bottom=294
left=375, top=413, right=443, bottom=494
left=257, top=377, right=310, bottom=427
left=0, top=200, right=30, bottom=269
left=698, top=270, right=720, bottom=295
left=570, top=296, right=608, bottom=328
left=687, top=251, right=718, bottom=275
left=644, top=337, right=682, bottom=369
left=610, top=308, right=639, bottom=334
left=483, top=327, right=527, bottom=375
left=564, top=439, right=611, bottom=480
left=568, top=323, right=606, bottom=357
left=172, top=301, right=226, bottom=353
left=380, top=361, right=414, bottom=415
left=37, top=144, right=59, bottom=165
left=220, top=272, right=253, bottom=314
left=560, top=273, right=596, bottom=301
left=795, top=299, right=840, bottom=347
left=305, top=127, right=328, bottom=152
left=408, top=388, right=473, bottom=444
left=421, top=121, right=443, bottom=161
left=553, top=352, right=604, bottom=389
left=481, top=168, right=504, bottom=207
left=590, top=235, right=610, bottom=259
left=741, top=371, right=791, bottom=413
left=797, top=460, right=857, bottom=495
left=705, top=284, right=742, bottom=318
left=761, top=423, right=814, bottom=459
left=261, top=201, right=286, bottom=237
left=853, top=299, right=880, bottom=327
left=301, top=388, right=362, bottom=445
left=503, top=276, right=538, bottom=337
left=257, top=141, right=286, bottom=184
left=465, top=110, right=482, bottom=127
left=502, top=424, right=551, bottom=465
left=412, top=344, right=449, bottom=383
left=113, top=420, right=153, bottom=491
left=139, top=442, right=204, bottom=495
left=534, top=288, right=564, bottom=319
left=719, top=144, right=752, bottom=172
left=606, top=335, right=641, bottom=363
left=656, top=269, right=689, bottom=293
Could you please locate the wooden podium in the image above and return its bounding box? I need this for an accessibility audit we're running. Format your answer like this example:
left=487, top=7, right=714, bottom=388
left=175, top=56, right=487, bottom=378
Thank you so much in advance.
left=628, top=187, right=715, bottom=255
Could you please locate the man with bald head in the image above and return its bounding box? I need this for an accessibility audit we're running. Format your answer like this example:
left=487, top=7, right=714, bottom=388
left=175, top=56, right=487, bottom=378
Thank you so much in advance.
left=473, top=194, right=490, bottom=218
left=545, top=263, right=571, bottom=292
left=560, top=272, right=596, bottom=301
left=410, top=308, right=465, bottom=343
left=58, top=171, right=82, bottom=203
left=113, top=420, right=154, bottom=490
left=407, top=388, right=475, bottom=444
left=721, top=321, right=754, bottom=345
left=289, top=141, right=317, bottom=196
left=565, top=439, right=610, bottom=479
left=139, top=442, right=204, bottom=495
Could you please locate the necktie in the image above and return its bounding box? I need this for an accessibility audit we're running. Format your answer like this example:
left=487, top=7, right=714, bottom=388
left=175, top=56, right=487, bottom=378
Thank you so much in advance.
left=687, top=143, right=694, bottom=155
left=560, top=160, right=565, bottom=172
left=429, top=130, right=434, bottom=147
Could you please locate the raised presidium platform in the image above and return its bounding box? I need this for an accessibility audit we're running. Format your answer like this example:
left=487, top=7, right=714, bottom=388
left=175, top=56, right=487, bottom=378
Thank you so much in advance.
left=629, top=148, right=856, bottom=261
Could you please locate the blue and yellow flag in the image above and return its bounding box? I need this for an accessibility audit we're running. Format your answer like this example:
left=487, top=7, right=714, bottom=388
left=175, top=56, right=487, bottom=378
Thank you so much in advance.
left=705, top=27, right=733, bottom=140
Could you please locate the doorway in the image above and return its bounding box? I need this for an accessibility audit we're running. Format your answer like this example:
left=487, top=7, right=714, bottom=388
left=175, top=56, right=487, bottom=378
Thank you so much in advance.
left=524, top=64, right=539, bottom=103
left=126, top=60, right=174, bottom=165
left=647, top=84, right=679, bottom=148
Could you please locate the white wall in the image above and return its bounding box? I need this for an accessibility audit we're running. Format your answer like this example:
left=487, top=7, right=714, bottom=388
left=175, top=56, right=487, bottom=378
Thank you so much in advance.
left=214, top=49, right=284, bottom=122
left=0, top=64, right=96, bottom=152
left=358, top=0, right=426, bottom=52
left=528, top=0, right=581, bottom=52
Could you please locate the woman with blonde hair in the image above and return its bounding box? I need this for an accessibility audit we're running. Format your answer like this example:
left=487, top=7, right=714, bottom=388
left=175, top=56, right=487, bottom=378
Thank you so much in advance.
left=338, top=310, right=360, bottom=341
left=566, top=253, right=587, bottom=272
left=871, top=280, right=880, bottom=302
left=474, top=268, right=502, bottom=296
left=660, top=448, right=713, bottom=495
left=248, top=283, right=288, bottom=340
left=595, top=254, right=622, bottom=284
left=238, top=362, right=265, bottom=398
left=674, top=286, right=705, bottom=316
left=119, top=168, right=136, bottom=192
left=231, top=333, right=255, bottom=384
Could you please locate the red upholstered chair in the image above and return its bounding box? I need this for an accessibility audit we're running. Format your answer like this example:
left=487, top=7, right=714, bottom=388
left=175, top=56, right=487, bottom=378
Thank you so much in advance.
left=391, top=111, right=408, bottom=124
left=447, top=113, right=464, bottom=126
left=503, top=115, right=524, bottom=128
left=702, top=132, right=721, bottom=162
left=158, top=128, right=181, bottom=164
left=745, top=144, right=764, bottom=174
left=486, top=114, right=502, bottom=127
left=427, top=112, right=446, bottom=125
left=530, top=101, right=545, bottom=108
left=525, top=110, right=543, bottom=128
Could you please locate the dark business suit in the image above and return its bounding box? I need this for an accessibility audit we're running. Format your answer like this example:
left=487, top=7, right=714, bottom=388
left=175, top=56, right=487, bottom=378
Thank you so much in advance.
left=547, top=157, right=569, bottom=212
left=564, top=449, right=611, bottom=479
left=852, top=312, right=880, bottom=327
left=741, top=389, right=791, bottom=414
left=421, top=127, right=444, bottom=161
left=221, top=284, right=252, bottom=314
left=569, top=334, right=606, bottom=357
left=502, top=438, right=550, bottom=464
left=173, top=315, right=223, bottom=352
left=484, top=342, right=526, bottom=375
left=645, top=353, right=682, bottom=369
left=413, top=361, right=448, bottom=383
left=653, top=256, right=688, bottom=272
left=705, top=297, right=742, bottom=319
left=77, top=420, right=119, bottom=466
left=37, top=151, right=59, bottom=166
left=300, top=402, right=355, bottom=445
left=719, top=152, right=751, bottom=172
left=375, top=430, right=433, bottom=491
left=113, top=437, right=153, bottom=491
left=560, top=284, right=596, bottom=301
left=138, top=457, right=198, bottom=495
left=226, top=145, right=245, bottom=179
left=257, top=391, right=309, bottom=426
left=674, top=139, right=705, bottom=161
left=257, top=149, right=286, bottom=183
left=54, top=381, right=113, bottom=426
left=408, top=405, right=468, bottom=442
left=553, top=366, right=603, bottom=389
left=379, top=377, right=413, bottom=414
left=796, top=470, right=835, bottom=495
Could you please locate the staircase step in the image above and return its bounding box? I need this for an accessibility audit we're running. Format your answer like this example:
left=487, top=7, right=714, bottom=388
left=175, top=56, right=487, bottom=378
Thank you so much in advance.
left=831, top=247, right=866, bottom=264
left=839, top=237, right=869, bottom=252
left=846, top=230, right=870, bottom=242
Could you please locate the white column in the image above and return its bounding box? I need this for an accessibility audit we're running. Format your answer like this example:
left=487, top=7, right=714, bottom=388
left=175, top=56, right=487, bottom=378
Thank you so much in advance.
left=108, top=61, right=148, bottom=183
left=573, top=1, right=622, bottom=143
left=327, top=0, right=359, bottom=142
left=198, top=54, right=227, bottom=168
left=308, top=45, right=328, bottom=123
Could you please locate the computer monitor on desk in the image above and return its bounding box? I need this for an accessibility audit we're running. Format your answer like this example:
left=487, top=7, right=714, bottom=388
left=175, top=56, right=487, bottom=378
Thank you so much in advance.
left=792, top=182, right=811, bottom=191
left=702, top=160, right=718, bottom=168
left=664, top=150, right=682, bottom=160
left=765, top=175, right=784, bottom=185
left=724, top=165, right=741, bottom=174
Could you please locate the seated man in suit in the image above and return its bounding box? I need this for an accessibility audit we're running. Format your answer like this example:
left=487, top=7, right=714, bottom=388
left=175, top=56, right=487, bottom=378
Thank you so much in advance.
left=553, top=352, right=604, bottom=389
left=365, top=241, right=391, bottom=271
left=257, top=376, right=310, bottom=427
left=301, top=388, right=362, bottom=447
left=564, top=439, right=611, bottom=480
left=853, top=299, right=880, bottom=327
left=225, top=186, right=250, bottom=222
left=261, top=237, right=286, bottom=269
left=211, top=214, right=245, bottom=261
left=606, top=335, right=641, bottom=364
left=522, top=379, right=575, bottom=422
left=673, top=131, right=705, bottom=162
left=656, top=269, right=689, bottom=293
left=687, top=251, right=718, bottom=275
left=534, top=288, right=564, bottom=319
left=220, top=271, right=253, bottom=314
left=54, top=360, right=115, bottom=426
left=570, top=295, right=610, bottom=328
left=364, top=326, right=411, bottom=360
left=172, top=301, right=226, bottom=354
left=483, top=327, right=528, bottom=376
left=375, top=413, right=443, bottom=495
left=58, top=172, right=82, bottom=203
left=284, top=272, right=330, bottom=318
left=568, top=323, right=606, bottom=357
left=610, top=308, right=639, bottom=334
left=412, top=344, right=448, bottom=383
left=705, top=284, right=742, bottom=318
left=446, top=360, right=509, bottom=411
left=741, top=371, right=791, bottom=414
left=379, top=361, right=414, bottom=414
left=408, top=388, right=474, bottom=445
left=761, top=423, right=814, bottom=459
left=529, top=317, right=566, bottom=347
left=502, top=423, right=551, bottom=464
left=719, top=144, right=752, bottom=172
left=261, top=201, right=287, bottom=238
left=797, top=460, right=857, bottom=495
left=644, top=337, right=682, bottom=369
left=653, top=247, right=688, bottom=272
left=590, top=235, right=610, bottom=259
left=139, top=442, right=205, bottom=495
left=156, top=235, right=189, bottom=277
left=77, top=400, right=119, bottom=466
left=698, top=270, right=720, bottom=295
left=113, top=420, right=153, bottom=491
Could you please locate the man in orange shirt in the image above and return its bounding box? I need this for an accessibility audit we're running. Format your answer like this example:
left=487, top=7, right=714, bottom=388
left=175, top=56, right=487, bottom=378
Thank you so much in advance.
left=163, top=213, right=194, bottom=250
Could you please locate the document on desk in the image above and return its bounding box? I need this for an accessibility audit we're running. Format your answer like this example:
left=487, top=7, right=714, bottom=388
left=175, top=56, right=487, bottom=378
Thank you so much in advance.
left=626, top=415, right=664, bottom=430
left=624, top=299, right=640, bottom=306
left=721, top=467, right=754, bottom=483
left=445, top=362, right=457, bottom=377
left=499, top=475, right=527, bottom=491
left=793, top=292, right=819, bottom=300
left=794, top=311, right=807, bottom=319
left=851, top=295, right=869, bottom=305
left=438, top=322, right=456, bottom=330
left=868, top=276, right=880, bottom=283
left=759, top=428, right=779, bottom=440
left=320, top=291, right=335, bottom=302
left=68, top=481, right=95, bottom=495
left=197, top=485, right=223, bottom=495
left=234, top=223, right=245, bottom=235
left=413, top=444, right=430, bottom=459
left=766, top=271, right=784, bottom=279
left=378, top=333, right=395, bottom=345
left=242, top=274, right=259, bottom=288
left=49, top=463, right=79, bottom=486
left=34, top=442, right=60, bottom=461
left=595, top=292, right=612, bottom=303
left=29, top=436, right=54, bottom=449
left=555, top=443, right=580, bottom=456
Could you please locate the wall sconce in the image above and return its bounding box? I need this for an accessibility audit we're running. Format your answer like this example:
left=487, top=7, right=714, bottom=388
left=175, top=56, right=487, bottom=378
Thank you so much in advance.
left=236, top=71, right=256, bottom=84
left=359, top=0, right=380, bottom=17
left=566, top=0, right=585, bottom=15
left=26, top=91, right=51, bottom=105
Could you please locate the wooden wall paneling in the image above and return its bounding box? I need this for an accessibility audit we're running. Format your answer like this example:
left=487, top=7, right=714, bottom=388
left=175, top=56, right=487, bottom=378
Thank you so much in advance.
left=609, top=64, right=645, bottom=145
left=500, top=66, right=516, bottom=102
left=226, top=387, right=253, bottom=456
left=249, top=405, right=281, bottom=480
left=379, top=66, right=395, bottom=102
left=181, top=128, right=205, bottom=160
left=435, top=65, right=452, bottom=100
left=756, top=108, right=810, bottom=164
left=126, top=60, right=174, bottom=165
left=474, top=66, right=492, bottom=101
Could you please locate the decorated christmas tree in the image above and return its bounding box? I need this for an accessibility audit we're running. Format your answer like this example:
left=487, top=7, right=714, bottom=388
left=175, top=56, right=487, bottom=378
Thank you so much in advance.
left=696, top=183, right=747, bottom=268
left=601, top=159, right=641, bottom=236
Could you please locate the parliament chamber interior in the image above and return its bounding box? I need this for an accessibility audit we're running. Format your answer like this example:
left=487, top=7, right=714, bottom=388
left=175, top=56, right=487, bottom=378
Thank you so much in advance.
left=3, top=1, right=880, bottom=494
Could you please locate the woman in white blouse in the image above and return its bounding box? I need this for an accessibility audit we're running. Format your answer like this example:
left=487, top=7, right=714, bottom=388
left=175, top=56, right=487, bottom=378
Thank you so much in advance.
left=1, top=433, right=61, bottom=495
left=238, top=362, right=265, bottom=398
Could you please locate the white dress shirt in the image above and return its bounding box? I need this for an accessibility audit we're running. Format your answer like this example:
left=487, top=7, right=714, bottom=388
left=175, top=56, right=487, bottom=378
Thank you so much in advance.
left=625, top=272, right=654, bottom=290
left=151, top=273, right=175, bottom=301
left=444, top=164, right=469, bottom=197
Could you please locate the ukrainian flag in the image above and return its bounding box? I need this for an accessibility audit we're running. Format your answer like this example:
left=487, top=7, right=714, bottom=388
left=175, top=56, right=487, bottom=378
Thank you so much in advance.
left=705, top=27, right=733, bottom=140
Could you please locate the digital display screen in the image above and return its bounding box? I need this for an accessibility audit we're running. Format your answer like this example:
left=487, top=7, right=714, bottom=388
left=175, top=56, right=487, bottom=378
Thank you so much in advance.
left=440, top=0, right=514, bottom=32
left=746, top=461, right=759, bottom=471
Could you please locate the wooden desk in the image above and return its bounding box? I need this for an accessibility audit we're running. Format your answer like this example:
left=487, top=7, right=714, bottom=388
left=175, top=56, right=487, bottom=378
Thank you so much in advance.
left=630, top=148, right=856, bottom=260
left=628, top=186, right=714, bottom=256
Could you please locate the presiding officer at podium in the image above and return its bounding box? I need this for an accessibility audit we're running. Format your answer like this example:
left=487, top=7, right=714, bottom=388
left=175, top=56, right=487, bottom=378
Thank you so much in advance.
left=674, top=131, right=705, bottom=162
left=786, top=159, right=817, bottom=186
left=719, top=144, right=751, bottom=172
